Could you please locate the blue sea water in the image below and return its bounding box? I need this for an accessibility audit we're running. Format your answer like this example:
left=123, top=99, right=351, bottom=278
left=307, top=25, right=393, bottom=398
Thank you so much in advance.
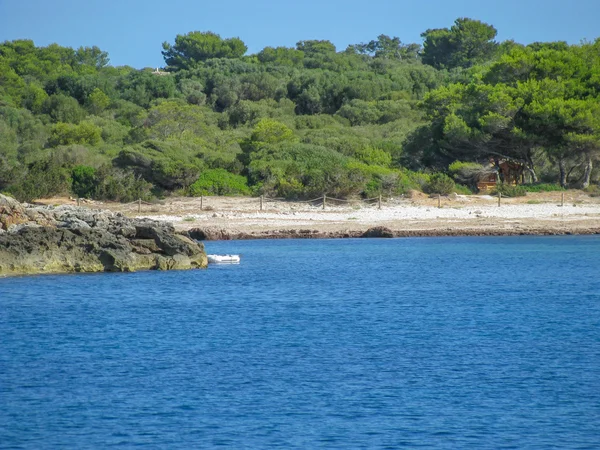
left=1, top=236, right=600, bottom=449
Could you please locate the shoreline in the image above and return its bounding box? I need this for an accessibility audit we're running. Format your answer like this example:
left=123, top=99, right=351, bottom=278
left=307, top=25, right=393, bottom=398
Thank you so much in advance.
left=35, top=192, right=600, bottom=241
left=185, top=224, right=600, bottom=241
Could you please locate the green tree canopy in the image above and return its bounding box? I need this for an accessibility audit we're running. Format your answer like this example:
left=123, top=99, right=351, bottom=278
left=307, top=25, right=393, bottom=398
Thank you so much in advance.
left=162, top=31, right=247, bottom=70
left=421, top=18, right=498, bottom=69
left=348, top=35, right=421, bottom=61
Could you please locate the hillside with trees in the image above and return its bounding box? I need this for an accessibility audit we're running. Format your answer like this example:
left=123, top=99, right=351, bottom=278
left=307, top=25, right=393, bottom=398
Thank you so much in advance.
left=1, top=18, right=599, bottom=202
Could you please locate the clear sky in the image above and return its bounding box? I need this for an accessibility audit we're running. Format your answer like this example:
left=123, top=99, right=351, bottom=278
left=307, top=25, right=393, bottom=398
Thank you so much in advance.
left=1, top=0, right=598, bottom=69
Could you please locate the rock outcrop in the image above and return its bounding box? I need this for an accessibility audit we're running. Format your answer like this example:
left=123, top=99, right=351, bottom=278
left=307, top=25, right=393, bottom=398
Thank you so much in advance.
left=0, top=194, right=207, bottom=276
left=361, top=226, right=395, bottom=238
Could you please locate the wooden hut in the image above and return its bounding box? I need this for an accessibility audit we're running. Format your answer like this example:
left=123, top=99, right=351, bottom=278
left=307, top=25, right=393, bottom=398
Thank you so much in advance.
left=476, top=160, right=525, bottom=191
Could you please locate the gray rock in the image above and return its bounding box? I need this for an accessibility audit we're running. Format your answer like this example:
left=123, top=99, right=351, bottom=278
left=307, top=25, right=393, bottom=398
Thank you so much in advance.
left=0, top=194, right=207, bottom=276
left=361, top=226, right=395, bottom=238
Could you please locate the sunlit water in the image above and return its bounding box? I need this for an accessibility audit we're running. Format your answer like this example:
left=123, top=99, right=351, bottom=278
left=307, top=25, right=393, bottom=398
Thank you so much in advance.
left=1, top=236, right=599, bottom=448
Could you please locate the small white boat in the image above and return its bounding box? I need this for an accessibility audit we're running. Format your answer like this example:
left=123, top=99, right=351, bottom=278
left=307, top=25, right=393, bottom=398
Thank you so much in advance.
left=207, top=254, right=241, bottom=264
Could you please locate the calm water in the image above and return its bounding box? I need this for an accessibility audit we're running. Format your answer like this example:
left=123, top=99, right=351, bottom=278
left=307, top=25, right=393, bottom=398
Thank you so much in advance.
left=1, top=236, right=600, bottom=449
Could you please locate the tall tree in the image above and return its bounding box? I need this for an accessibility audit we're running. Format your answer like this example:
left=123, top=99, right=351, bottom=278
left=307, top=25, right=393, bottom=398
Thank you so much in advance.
left=296, top=40, right=336, bottom=55
left=348, top=35, right=421, bottom=61
left=162, top=31, right=247, bottom=70
left=421, top=18, right=498, bottom=70
left=75, top=46, right=109, bottom=69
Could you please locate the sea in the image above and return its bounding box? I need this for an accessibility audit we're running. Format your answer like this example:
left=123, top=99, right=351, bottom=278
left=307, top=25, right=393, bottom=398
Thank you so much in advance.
left=1, top=236, right=599, bottom=449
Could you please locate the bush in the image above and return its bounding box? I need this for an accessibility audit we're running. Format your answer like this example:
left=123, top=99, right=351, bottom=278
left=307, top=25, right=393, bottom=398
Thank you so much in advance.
left=151, top=159, right=200, bottom=190
left=492, top=183, right=527, bottom=197
left=424, top=173, right=455, bottom=195
left=48, top=121, right=102, bottom=147
left=453, top=184, right=473, bottom=195
left=521, top=183, right=565, bottom=193
left=94, top=166, right=153, bottom=202
left=7, top=159, right=71, bottom=202
left=71, top=165, right=97, bottom=198
left=353, top=146, right=392, bottom=167
left=188, top=169, right=250, bottom=196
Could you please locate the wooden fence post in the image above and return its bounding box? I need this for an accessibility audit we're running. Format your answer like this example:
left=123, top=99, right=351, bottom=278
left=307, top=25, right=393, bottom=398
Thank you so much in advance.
left=260, top=195, right=263, bottom=211
left=378, top=194, right=382, bottom=210
left=200, top=195, right=203, bottom=211
left=323, top=194, right=326, bottom=210
left=438, top=194, right=441, bottom=208
left=561, top=192, right=564, bottom=207
left=498, top=191, right=502, bottom=207
left=138, top=198, right=141, bottom=213
left=76, top=197, right=80, bottom=207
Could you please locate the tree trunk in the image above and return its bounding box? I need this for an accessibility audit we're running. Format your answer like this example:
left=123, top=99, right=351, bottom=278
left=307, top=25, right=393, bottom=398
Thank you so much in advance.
left=525, top=155, right=538, bottom=183
left=526, top=166, right=538, bottom=184
left=581, top=155, right=593, bottom=189
left=558, top=159, right=567, bottom=188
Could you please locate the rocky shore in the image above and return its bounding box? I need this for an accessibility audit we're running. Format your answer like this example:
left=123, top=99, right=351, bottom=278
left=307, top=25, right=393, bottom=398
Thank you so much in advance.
left=188, top=225, right=600, bottom=241
left=0, top=194, right=207, bottom=276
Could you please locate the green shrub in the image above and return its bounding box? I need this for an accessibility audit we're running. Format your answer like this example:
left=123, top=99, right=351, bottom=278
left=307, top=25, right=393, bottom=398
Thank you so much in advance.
left=424, top=173, right=455, bottom=195
left=151, top=159, right=200, bottom=190
left=188, top=169, right=250, bottom=196
left=94, top=166, right=153, bottom=202
left=453, top=184, right=473, bottom=195
left=448, top=160, right=485, bottom=174
left=7, top=159, right=71, bottom=202
left=521, top=183, right=565, bottom=193
left=71, top=165, right=96, bottom=198
left=492, top=183, right=527, bottom=197
left=48, top=121, right=102, bottom=147
left=353, top=146, right=392, bottom=167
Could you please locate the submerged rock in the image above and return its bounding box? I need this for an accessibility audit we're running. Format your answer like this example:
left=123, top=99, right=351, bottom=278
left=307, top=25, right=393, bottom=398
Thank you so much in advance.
left=0, top=194, right=207, bottom=276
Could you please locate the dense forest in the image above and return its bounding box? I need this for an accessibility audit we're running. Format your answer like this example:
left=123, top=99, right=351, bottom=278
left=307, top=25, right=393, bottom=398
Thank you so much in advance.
left=1, top=18, right=599, bottom=202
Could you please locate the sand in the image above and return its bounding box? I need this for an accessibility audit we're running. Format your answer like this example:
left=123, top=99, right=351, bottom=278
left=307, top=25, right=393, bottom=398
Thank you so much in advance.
left=52, top=190, right=600, bottom=239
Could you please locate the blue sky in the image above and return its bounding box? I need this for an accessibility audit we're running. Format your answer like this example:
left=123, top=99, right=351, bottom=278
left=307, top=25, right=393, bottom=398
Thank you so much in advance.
left=1, top=0, right=598, bottom=69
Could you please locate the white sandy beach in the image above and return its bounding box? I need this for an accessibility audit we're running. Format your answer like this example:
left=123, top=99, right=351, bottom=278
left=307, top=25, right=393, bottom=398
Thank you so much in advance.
left=128, top=192, right=600, bottom=236
left=38, top=191, right=600, bottom=237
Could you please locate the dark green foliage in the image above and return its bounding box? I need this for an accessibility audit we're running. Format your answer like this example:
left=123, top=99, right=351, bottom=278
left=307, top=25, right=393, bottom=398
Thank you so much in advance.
left=7, top=158, right=71, bottom=202
left=492, top=183, right=527, bottom=197
left=454, top=184, right=474, bottom=195
left=71, top=165, right=97, bottom=198
left=421, top=18, right=498, bottom=70
left=245, top=141, right=361, bottom=199
left=1, top=23, right=599, bottom=202
left=424, top=173, right=456, bottom=195
left=151, top=159, right=201, bottom=190
left=521, top=183, right=565, bottom=192
left=117, top=70, right=177, bottom=107
left=257, top=47, right=304, bottom=66
left=162, top=32, right=247, bottom=70
left=188, top=169, right=250, bottom=196
left=42, top=94, right=86, bottom=123
left=296, top=40, right=336, bottom=55
left=113, top=142, right=203, bottom=191
left=178, top=79, right=206, bottom=105
left=93, top=166, right=153, bottom=202
left=348, top=35, right=421, bottom=61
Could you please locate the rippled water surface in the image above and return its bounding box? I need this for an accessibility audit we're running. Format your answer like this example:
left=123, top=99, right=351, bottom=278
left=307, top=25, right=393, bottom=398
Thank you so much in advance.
left=1, top=236, right=600, bottom=448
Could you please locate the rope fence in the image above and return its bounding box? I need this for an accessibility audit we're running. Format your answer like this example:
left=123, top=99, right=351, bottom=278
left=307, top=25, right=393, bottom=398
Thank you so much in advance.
left=115, top=193, right=391, bottom=214
left=76, top=190, right=570, bottom=214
